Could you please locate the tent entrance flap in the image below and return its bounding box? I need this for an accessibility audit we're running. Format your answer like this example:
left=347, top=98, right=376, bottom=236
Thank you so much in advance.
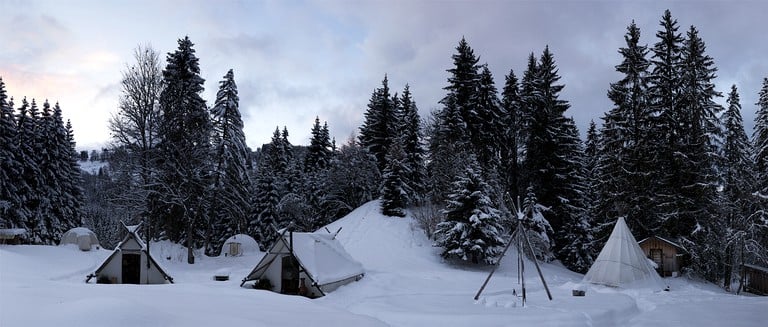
left=281, top=255, right=300, bottom=294
left=122, top=253, right=141, bottom=284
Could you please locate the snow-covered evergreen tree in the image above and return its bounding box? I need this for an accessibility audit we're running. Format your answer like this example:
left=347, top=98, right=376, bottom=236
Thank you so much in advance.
left=520, top=46, right=586, bottom=256
left=249, top=169, right=280, bottom=251
left=755, top=78, right=768, bottom=195
left=717, top=85, right=762, bottom=289
left=156, top=36, right=212, bottom=264
left=208, top=69, right=252, bottom=255
left=596, top=21, right=655, bottom=241
left=305, top=116, right=333, bottom=173
left=380, top=142, right=408, bottom=217
left=0, top=78, right=22, bottom=228
left=359, top=75, right=396, bottom=173
left=395, top=85, right=427, bottom=205
left=499, top=69, right=522, bottom=201
left=434, top=158, right=505, bottom=264
left=519, top=186, right=555, bottom=262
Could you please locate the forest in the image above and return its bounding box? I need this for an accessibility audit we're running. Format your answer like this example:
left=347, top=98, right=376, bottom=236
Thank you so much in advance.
left=1, top=9, right=767, bottom=291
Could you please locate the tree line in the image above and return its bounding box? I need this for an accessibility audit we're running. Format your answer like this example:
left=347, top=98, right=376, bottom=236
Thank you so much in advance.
left=0, top=78, right=84, bottom=244
left=5, top=9, right=766, bottom=291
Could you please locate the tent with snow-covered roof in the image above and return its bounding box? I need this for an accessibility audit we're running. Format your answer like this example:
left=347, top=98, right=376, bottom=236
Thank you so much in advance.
left=86, top=222, right=173, bottom=284
left=241, top=230, right=364, bottom=297
left=583, top=217, right=665, bottom=289
left=221, top=234, right=260, bottom=257
left=59, top=227, right=100, bottom=251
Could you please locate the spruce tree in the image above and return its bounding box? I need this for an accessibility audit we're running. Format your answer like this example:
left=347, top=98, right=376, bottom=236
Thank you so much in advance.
left=249, top=169, right=280, bottom=251
left=380, top=142, right=408, bottom=217
left=156, top=36, right=212, bottom=264
left=434, top=157, right=505, bottom=264
left=597, top=21, right=654, bottom=240
left=305, top=116, right=332, bottom=172
left=499, top=69, right=522, bottom=201
left=519, top=186, right=555, bottom=261
left=209, top=69, right=252, bottom=255
left=359, top=75, right=396, bottom=173
left=667, top=25, right=721, bottom=250
left=646, top=10, right=685, bottom=238
left=521, top=46, right=584, bottom=254
left=396, top=85, right=427, bottom=205
left=719, top=85, right=760, bottom=288
left=0, top=78, right=22, bottom=228
left=755, top=78, right=768, bottom=194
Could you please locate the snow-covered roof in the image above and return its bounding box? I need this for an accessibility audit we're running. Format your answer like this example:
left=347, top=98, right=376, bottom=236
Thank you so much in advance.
left=583, top=217, right=665, bottom=289
left=638, top=235, right=686, bottom=252
left=744, top=264, right=768, bottom=274
left=290, top=232, right=365, bottom=285
left=0, top=228, right=27, bottom=237
left=62, top=227, right=96, bottom=237
left=244, top=231, right=365, bottom=287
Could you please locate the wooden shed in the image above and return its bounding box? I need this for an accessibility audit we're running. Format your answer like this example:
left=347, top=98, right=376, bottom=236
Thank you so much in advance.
left=742, top=264, right=768, bottom=295
left=638, top=236, right=686, bottom=277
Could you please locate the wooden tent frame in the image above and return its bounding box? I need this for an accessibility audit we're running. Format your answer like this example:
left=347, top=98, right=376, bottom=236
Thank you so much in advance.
left=474, top=196, right=552, bottom=306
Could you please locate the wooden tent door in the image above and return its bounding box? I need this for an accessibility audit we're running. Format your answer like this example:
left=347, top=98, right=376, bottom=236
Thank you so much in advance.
left=281, top=256, right=300, bottom=294
left=650, top=249, right=663, bottom=276
left=122, top=253, right=141, bottom=284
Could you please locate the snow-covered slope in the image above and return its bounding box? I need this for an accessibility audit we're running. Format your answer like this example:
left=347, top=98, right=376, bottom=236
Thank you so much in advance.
left=1, top=200, right=766, bottom=327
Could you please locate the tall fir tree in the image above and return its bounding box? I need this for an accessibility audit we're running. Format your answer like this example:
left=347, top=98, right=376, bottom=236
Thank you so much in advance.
left=666, top=25, right=722, bottom=257
left=156, top=36, right=212, bottom=264
left=359, top=75, right=396, bottom=173
left=755, top=78, right=768, bottom=195
left=718, top=85, right=761, bottom=289
left=521, top=46, right=585, bottom=255
left=380, top=141, right=408, bottom=217
left=208, top=69, right=252, bottom=255
left=597, top=21, right=655, bottom=240
left=305, top=116, right=333, bottom=173
left=0, top=78, right=23, bottom=228
left=646, top=10, right=685, bottom=238
left=499, top=69, right=522, bottom=202
left=249, top=169, right=281, bottom=251
left=396, top=85, right=427, bottom=205
left=433, top=157, right=505, bottom=264
left=428, top=38, right=479, bottom=204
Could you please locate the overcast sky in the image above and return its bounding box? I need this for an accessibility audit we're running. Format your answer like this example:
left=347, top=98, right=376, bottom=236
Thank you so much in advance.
left=1, top=0, right=766, bottom=151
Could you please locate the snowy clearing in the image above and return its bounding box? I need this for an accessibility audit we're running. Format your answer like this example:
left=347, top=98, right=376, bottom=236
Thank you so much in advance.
left=2, top=201, right=766, bottom=327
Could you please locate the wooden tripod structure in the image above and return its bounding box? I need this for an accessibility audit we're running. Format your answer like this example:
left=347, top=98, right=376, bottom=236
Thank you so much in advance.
left=474, top=197, right=553, bottom=306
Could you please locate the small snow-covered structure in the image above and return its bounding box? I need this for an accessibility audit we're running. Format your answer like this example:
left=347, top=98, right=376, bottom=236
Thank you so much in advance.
left=86, top=222, right=173, bottom=284
left=583, top=217, right=664, bottom=289
left=221, top=234, right=259, bottom=257
left=638, top=235, right=687, bottom=277
left=241, top=230, right=364, bottom=297
left=59, top=227, right=100, bottom=251
left=743, top=264, right=768, bottom=295
left=0, top=228, right=27, bottom=245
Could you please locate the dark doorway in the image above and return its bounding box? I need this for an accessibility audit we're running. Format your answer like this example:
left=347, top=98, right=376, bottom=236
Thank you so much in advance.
left=650, top=249, right=663, bottom=276
left=281, top=255, right=300, bottom=294
left=122, top=253, right=141, bottom=284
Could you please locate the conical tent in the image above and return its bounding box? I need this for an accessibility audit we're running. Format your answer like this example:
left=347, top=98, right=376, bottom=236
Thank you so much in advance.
left=583, top=217, right=664, bottom=289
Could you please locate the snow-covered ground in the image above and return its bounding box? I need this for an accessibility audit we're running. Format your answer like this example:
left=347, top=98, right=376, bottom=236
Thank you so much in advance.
left=2, top=201, right=766, bottom=326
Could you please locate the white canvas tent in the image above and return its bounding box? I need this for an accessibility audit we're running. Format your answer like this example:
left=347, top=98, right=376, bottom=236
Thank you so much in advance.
left=583, top=217, right=665, bottom=289
left=86, top=222, right=173, bottom=284
left=221, top=234, right=260, bottom=257
left=60, top=227, right=100, bottom=251
left=241, top=231, right=364, bottom=297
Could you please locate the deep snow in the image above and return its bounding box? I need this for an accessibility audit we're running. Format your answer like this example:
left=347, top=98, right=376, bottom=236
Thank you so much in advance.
left=1, top=200, right=766, bottom=326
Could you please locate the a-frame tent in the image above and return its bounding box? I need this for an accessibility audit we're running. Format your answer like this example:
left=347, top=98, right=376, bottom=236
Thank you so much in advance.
left=241, top=231, right=364, bottom=298
left=583, top=217, right=664, bottom=289
left=86, top=222, right=173, bottom=284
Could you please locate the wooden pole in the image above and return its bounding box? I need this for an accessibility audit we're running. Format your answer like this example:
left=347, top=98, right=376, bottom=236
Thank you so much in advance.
left=521, top=224, right=553, bottom=301
left=474, top=229, right=518, bottom=301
